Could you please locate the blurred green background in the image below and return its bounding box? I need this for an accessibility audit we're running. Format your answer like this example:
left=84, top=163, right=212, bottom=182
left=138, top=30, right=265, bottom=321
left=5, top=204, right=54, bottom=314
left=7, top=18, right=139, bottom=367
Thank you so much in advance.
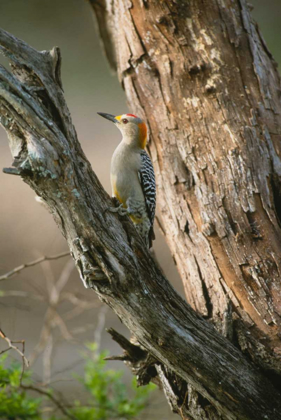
left=0, top=0, right=280, bottom=418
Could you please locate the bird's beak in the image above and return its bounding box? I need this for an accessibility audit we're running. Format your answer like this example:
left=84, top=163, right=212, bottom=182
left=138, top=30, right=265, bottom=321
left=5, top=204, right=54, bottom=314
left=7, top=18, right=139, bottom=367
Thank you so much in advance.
left=97, top=112, right=118, bottom=124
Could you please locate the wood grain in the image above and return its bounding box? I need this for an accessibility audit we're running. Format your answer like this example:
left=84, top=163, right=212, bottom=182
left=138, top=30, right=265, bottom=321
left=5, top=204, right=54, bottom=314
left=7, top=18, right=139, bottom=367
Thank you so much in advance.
left=1, top=21, right=281, bottom=420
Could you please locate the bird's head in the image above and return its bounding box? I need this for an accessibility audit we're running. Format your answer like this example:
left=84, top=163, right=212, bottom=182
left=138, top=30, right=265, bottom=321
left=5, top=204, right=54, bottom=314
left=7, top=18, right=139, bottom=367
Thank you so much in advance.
left=98, top=112, right=147, bottom=149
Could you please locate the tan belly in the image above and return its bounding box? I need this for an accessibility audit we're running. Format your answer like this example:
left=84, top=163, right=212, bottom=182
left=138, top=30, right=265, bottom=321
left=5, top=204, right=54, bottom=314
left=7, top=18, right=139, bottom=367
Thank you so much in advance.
left=111, top=143, right=144, bottom=224
left=111, top=174, right=144, bottom=224
left=111, top=174, right=127, bottom=206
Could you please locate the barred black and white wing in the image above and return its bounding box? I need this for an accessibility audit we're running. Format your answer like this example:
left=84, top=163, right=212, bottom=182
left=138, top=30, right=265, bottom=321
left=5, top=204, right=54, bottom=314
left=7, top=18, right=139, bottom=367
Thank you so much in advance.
left=138, top=150, right=156, bottom=247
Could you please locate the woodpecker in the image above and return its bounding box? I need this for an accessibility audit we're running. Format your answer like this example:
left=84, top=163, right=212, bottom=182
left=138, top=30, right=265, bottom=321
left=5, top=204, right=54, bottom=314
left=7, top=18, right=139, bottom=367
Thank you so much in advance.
left=98, top=112, right=156, bottom=248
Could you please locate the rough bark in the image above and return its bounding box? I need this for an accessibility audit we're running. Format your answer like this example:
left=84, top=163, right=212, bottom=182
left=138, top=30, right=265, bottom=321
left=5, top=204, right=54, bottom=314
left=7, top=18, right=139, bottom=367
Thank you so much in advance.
left=91, top=0, right=281, bottom=375
left=1, top=27, right=281, bottom=419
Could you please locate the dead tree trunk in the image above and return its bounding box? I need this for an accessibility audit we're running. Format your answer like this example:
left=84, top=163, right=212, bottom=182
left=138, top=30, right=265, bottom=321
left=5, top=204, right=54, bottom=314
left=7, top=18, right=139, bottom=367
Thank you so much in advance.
left=91, top=0, right=281, bottom=371
left=1, top=3, right=281, bottom=416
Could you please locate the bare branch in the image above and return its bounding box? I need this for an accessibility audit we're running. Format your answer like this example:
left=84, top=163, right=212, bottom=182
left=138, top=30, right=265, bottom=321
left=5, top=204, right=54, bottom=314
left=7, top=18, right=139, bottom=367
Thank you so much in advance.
left=20, top=384, right=78, bottom=420
left=0, top=290, right=44, bottom=300
left=0, top=251, right=70, bottom=282
left=1, top=27, right=281, bottom=420
left=0, top=328, right=28, bottom=366
left=43, top=334, right=53, bottom=385
left=93, top=306, right=108, bottom=352
left=25, top=253, right=99, bottom=381
left=0, top=328, right=29, bottom=384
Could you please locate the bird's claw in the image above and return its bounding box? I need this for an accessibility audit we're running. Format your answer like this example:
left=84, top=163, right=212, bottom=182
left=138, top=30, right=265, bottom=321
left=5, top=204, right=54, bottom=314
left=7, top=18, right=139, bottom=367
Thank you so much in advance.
left=108, top=203, right=128, bottom=216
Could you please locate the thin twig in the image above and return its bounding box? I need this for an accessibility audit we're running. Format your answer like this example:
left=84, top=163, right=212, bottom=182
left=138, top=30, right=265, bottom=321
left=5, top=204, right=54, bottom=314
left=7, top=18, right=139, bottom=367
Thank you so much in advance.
left=0, top=290, right=44, bottom=300
left=43, top=334, right=53, bottom=385
left=0, top=328, right=29, bottom=366
left=0, top=251, right=70, bottom=282
left=94, top=306, right=108, bottom=352
left=0, top=328, right=29, bottom=383
left=20, top=384, right=78, bottom=420
left=29, top=259, right=74, bottom=371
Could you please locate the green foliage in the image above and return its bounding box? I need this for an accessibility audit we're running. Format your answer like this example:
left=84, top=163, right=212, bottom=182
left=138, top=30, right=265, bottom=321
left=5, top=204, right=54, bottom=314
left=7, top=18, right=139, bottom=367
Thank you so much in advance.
left=0, top=354, right=41, bottom=419
left=0, top=345, right=156, bottom=420
left=72, top=343, right=155, bottom=420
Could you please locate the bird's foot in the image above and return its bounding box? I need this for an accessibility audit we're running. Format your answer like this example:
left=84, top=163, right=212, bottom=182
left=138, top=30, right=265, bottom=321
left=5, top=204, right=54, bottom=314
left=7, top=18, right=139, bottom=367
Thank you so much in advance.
left=108, top=203, right=128, bottom=216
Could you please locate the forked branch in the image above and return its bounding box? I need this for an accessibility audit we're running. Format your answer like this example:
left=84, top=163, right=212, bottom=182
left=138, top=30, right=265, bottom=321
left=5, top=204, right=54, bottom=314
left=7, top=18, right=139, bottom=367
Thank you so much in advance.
left=1, top=28, right=281, bottom=420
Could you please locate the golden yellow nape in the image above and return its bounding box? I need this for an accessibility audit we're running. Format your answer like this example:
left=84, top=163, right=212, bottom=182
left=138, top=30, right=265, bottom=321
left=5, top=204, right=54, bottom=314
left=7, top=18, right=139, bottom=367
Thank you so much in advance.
left=138, top=122, right=147, bottom=149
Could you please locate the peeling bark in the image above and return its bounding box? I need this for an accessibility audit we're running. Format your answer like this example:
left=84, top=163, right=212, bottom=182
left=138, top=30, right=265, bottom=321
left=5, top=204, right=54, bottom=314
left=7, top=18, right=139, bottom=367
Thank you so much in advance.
left=1, top=18, right=281, bottom=420
left=91, top=0, right=281, bottom=369
left=88, top=0, right=281, bottom=416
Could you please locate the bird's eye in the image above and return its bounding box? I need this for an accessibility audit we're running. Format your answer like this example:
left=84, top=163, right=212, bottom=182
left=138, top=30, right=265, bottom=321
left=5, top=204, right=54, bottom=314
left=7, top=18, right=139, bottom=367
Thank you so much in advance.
left=122, top=118, right=128, bottom=124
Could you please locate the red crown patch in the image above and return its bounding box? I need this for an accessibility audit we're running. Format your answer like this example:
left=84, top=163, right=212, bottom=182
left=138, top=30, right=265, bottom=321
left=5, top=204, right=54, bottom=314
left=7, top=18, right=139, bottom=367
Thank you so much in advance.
left=126, top=113, right=137, bottom=118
